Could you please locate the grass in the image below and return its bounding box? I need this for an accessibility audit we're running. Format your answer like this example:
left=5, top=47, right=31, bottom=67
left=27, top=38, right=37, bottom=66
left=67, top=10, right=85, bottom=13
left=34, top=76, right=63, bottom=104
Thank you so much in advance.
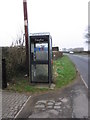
left=7, top=77, right=49, bottom=93
left=53, top=55, right=76, bottom=88
left=7, top=55, right=76, bottom=93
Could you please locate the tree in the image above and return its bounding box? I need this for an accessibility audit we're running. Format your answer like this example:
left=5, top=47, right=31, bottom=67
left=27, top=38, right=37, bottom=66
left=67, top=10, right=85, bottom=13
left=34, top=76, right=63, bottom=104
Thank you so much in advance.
left=11, top=30, right=25, bottom=47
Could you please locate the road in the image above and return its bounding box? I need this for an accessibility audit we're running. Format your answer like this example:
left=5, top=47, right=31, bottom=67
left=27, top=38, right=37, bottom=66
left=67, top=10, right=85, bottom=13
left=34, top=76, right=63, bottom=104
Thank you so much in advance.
left=67, top=54, right=89, bottom=88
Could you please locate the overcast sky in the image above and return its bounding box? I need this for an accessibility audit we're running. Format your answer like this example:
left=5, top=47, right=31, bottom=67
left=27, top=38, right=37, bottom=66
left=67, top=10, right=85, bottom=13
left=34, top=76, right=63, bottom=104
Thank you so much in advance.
left=0, top=0, right=88, bottom=50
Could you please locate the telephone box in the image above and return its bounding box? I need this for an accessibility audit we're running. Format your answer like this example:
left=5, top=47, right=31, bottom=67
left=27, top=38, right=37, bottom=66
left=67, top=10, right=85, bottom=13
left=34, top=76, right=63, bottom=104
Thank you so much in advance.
left=29, top=33, right=52, bottom=83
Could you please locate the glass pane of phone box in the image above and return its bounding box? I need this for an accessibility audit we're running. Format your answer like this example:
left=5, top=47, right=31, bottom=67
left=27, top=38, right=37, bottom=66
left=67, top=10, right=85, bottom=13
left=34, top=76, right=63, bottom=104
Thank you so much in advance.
left=35, top=43, right=48, bottom=61
left=31, top=64, right=48, bottom=83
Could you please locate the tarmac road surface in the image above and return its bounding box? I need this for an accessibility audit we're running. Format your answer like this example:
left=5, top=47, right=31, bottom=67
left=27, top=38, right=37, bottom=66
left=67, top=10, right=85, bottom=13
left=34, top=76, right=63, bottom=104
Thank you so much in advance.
left=67, top=54, right=89, bottom=88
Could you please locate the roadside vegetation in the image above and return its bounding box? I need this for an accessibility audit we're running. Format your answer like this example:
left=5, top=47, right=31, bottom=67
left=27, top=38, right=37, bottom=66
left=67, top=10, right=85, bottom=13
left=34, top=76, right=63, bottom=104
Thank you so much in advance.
left=2, top=31, right=76, bottom=93
left=7, top=76, right=49, bottom=93
left=5, top=53, right=76, bottom=93
left=53, top=55, right=76, bottom=88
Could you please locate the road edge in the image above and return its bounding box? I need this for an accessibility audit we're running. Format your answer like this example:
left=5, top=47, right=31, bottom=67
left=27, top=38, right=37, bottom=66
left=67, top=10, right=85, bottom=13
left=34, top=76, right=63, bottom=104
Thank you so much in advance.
left=76, top=68, right=88, bottom=89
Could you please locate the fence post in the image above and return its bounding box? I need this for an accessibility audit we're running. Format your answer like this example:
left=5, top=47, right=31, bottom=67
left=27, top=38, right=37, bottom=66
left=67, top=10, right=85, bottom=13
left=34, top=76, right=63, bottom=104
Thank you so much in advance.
left=2, top=58, right=7, bottom=89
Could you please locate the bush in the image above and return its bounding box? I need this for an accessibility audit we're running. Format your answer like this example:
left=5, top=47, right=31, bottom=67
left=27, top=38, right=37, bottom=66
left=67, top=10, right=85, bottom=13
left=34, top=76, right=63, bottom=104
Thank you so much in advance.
left=2, top=46, right=27, bottom=82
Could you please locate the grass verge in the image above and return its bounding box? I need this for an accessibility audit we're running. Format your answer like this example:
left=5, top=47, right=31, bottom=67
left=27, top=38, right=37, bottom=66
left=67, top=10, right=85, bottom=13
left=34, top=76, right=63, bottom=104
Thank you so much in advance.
left=53, top=55, right=76, bottom=88
left=6, top=77, right=49, bottom=93
left=6, top=55, right=76, bottom=93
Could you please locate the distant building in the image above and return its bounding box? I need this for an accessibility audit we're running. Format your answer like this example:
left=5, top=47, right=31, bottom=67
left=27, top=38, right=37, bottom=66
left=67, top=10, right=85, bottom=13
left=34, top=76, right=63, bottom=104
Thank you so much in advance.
left=62, top=48, right=66, bottom=52
left=73, top=47, right=84, bottom=52
left=67, top=48, right=73, bottom=52
left=62, top=48, right=69, bottom=52
left=62, top=47, right=84, bottom=52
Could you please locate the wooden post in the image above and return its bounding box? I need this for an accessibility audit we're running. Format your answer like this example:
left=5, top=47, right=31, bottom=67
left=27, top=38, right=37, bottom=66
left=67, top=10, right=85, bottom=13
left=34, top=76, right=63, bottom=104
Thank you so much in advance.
left=23, top=0, right=29, bottom=76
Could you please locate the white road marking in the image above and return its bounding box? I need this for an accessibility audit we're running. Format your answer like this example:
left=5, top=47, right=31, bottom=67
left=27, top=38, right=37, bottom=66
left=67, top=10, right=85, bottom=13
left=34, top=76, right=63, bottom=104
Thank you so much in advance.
left=14, top=96, right=31, bottom=118
left=76, top=68, right=88, bottom=89
left=80, top=75, right=88, bottom=89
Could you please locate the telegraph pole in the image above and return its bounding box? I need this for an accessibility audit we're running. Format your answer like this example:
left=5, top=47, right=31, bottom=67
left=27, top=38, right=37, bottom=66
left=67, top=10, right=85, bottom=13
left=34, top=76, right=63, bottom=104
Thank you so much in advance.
left=23, top=0, right=29, bottom=76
